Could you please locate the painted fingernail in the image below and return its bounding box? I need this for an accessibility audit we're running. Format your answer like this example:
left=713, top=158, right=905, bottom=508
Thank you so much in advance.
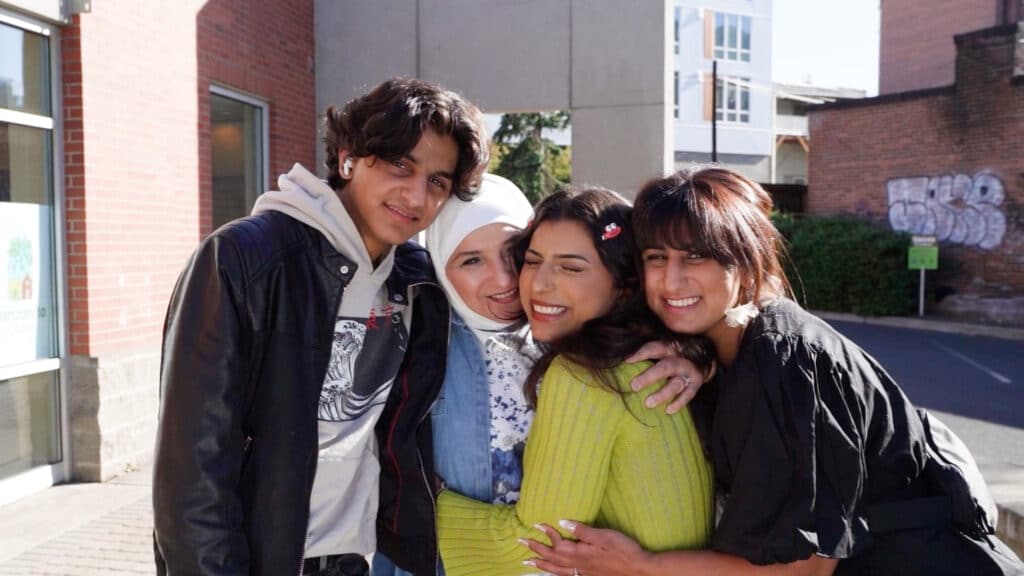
left=533, top=523, right=546, bottom=532
left=645, top=397, right=657, bottom=408
left=517, top=538, right=530, bottom=547
left=522, top=560, right=537, bottom=567
left=559, top=519, right=577, bottom=532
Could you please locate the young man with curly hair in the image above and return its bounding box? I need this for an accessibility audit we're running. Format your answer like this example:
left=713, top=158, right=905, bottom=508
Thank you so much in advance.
left=153, top=77, right=490, bottom=576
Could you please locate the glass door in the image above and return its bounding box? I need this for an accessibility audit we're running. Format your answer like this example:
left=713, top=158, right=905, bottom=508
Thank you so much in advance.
left=0, top=10, right=65, bottom=501
left=210, top=87, right=268, bottom=229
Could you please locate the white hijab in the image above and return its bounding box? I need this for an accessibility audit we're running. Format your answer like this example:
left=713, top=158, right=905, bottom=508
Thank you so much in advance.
left=425, top=174, right=533, bottom=337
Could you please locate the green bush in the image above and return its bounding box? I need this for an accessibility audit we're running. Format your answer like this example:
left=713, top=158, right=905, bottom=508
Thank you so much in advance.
left=772, top=214, right=916, bottom=316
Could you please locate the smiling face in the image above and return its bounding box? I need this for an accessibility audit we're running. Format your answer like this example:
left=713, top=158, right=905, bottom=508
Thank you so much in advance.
left=642, top=242, right=744, bottom=359
left=339, top=128, right=459, bottom=263
left=519, top=220, right=618, bottom=343
left=444, top=223, right=523, bottom=322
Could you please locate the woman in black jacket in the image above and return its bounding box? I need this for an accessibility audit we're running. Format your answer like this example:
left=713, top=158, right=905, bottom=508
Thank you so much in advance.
left=525, top=166, right=1023, bottom=576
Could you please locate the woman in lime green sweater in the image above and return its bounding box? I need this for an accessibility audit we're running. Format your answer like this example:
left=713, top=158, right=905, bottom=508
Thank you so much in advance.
left=436, top=186, right=715, bottom=576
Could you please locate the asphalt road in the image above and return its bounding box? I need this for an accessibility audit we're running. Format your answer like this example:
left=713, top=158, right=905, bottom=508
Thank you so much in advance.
left=829, top=320, right=1022, bottom=427
left=828, top=320, right=1024, bottom=494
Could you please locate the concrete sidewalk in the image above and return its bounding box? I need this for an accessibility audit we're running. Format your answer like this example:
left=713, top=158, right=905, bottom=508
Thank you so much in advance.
left=0, top=314, right=1020, bottom=574
left=0, top=465, right=152, bottom=575
left=814, top=310, right=1024, bottom=342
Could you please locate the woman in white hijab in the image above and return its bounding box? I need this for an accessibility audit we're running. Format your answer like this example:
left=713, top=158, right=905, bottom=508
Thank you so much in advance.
left=373, top=175, right=706, bottom=576
left=423, top=173, right=540, bottom=510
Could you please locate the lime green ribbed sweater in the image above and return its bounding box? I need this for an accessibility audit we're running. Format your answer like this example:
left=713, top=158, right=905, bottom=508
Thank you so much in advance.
left=437, top=357, right=715, bottom=576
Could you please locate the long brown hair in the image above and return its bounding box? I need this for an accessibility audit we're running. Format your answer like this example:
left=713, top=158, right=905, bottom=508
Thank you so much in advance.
left=633, top=166, right=793, bottom=303
left=513, top=186, right=713, bottom=406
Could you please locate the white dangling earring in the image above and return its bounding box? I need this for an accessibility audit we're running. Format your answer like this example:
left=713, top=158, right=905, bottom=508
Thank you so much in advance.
left=342, top=157, right=353, bottom=178
left=724, top=286, right=759, bottom=328
left=724, top=302, right=759, bottom=327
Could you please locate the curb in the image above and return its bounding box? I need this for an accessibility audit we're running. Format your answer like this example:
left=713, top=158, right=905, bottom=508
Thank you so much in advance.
left=813, top=310, right=1024, bottom=342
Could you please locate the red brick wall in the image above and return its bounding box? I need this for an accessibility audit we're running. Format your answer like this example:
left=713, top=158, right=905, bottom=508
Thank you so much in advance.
left=63, top=0, right=315, bottom=357
left=197, top=0, right=316, bottom=236
left=879, top=0, right=999, bottom=94
left=62, top=17, right=87, bottom=355
left=809, top=27, right=1023, bottom=320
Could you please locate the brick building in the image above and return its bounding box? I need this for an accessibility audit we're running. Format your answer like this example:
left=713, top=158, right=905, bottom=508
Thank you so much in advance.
left=879, top=0, right=1023, bottom=93
left=1, top=0, right=314, bottom=502
left=808, top=22, right=1023, bottom=325
left=2, top=0, right=687, bottom=505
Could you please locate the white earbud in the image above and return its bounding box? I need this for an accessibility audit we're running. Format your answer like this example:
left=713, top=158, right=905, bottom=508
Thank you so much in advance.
left=342, top=157, right=353, bottom=178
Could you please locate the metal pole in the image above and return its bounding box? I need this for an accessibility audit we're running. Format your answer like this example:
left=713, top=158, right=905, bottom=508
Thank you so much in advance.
left=919, top=268, right=925, bottom=317
left=711, top=60, right=718, bottom=163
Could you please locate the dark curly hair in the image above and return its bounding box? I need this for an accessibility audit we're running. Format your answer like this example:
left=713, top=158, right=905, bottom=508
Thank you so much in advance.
left=512, top=186, right=714, bottom=407
left=323, top=77, right=490, bottom=201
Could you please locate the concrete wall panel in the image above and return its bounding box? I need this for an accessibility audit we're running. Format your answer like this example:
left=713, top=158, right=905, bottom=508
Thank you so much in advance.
left=572, top=104, right=668, bottom=198
left=315, top=0, right=670, bottom=195
left=419, top=0, right=570, bottom=112
left=314, top=0, right=418, bottom=173
left=571, top=0, right=669, bottom=109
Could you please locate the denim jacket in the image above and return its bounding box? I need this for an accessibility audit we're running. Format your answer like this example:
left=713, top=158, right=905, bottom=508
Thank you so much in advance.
left=430, top=314, right=497, bottom=503
left=375, top=315, right=534, bottom=576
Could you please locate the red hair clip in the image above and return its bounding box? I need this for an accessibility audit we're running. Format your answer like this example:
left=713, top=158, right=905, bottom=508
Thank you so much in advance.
left=601, top=223, right=622, bottom=240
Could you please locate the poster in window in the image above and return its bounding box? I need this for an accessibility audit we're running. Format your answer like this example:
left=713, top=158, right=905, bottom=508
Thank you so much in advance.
left=0, top=202, right=54, bottom=366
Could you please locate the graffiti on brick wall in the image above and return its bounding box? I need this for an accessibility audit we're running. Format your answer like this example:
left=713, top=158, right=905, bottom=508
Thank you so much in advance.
left=887, top=171, right=1006, bottom=249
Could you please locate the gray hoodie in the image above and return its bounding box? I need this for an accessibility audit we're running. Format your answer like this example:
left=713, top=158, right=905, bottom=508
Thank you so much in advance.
left=252, top=163, right=413, bottom=557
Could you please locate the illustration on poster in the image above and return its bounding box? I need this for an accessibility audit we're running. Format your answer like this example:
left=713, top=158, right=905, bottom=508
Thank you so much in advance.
left=7, top=236, right=34, bottom=301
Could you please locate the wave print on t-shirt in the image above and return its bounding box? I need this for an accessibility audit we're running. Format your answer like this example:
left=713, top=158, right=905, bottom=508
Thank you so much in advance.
left=318, top=311, right=407, bottom=422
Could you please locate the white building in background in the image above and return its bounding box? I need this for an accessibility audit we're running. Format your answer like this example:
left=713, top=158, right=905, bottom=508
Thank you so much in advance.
left=773, top=84, right=866, bottom=185
left=672, top=0, right=774, bottom=181
left=671, top=0, right=864, bottom=185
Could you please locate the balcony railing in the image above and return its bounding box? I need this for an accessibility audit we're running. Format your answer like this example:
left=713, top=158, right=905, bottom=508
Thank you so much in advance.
left=775, top=113, right=808, bottom=136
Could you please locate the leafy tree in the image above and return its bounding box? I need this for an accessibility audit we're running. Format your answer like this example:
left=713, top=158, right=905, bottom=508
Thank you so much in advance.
left=490, top=111, right=571, bottom=204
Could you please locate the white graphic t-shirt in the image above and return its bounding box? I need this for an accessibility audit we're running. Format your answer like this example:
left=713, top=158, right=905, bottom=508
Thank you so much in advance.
left=251, top=163, right=416, bottom=557
left=304, top=279, right=411, bottom=558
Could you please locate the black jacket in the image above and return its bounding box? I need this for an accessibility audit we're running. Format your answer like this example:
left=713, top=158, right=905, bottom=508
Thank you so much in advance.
left=153, top=211, right=449, bottom=575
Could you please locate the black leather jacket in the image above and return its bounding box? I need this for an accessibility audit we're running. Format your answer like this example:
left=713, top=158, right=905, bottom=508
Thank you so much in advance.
left=153, top=212, right=449, bottom=575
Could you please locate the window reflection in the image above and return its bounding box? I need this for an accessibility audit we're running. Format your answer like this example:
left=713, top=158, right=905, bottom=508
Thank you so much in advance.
left=0, top=23, right=50, bottom=116
left=0, top=372, right=61, bottom=481
left=211, top=93, right=265, bottom=229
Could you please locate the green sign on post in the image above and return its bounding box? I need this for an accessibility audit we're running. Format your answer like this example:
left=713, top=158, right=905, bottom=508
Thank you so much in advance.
left=908, top=245, right=938, bottom=270
left=908, top=236, right=938, bottom=317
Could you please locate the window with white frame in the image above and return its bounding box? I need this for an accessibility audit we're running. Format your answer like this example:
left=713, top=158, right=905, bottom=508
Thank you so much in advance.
left=674, top=71, right=679, bottom=119
left=714, top=13, right=751, bottom=62
left=674, top=6, right=681, bottom=55
left=209, top=86, right=268, bottom=230
left=0, top=11, right=63, bottom=484
left=715, top=77, right=750, bottom=123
